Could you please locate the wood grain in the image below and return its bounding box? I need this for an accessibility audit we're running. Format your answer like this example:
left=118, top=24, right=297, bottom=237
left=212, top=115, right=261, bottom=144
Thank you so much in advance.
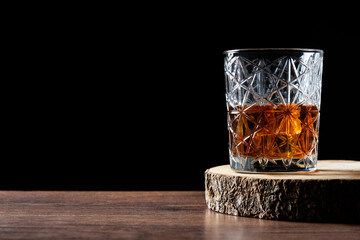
left=0, top=191, right=359, bottom=239
left=205, top=160, right=360, bottom=222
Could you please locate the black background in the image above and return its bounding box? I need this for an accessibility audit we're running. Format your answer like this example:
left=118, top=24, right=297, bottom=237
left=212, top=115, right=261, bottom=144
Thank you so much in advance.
left=4, top=5, right=359, bottom=190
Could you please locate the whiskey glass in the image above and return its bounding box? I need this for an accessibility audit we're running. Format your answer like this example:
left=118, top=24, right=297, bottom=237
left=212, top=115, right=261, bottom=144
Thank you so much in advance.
left=224, top=48, right=323, bottom=172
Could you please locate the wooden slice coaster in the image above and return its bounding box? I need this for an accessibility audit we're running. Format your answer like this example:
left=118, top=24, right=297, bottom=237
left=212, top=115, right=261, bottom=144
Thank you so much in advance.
left=204, top=160, right=360, bottom=223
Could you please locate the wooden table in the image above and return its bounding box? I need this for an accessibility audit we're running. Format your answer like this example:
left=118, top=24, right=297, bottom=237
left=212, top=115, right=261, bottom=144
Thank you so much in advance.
left=0, top=191, right=359, bottom=239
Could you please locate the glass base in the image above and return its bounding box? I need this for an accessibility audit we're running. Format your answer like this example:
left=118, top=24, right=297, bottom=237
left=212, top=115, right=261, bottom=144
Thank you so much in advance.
left=230, top=155, right=317, bottom=173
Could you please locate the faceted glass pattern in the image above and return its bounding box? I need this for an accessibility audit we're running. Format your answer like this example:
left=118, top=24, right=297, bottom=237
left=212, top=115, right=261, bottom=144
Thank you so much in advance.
left=224, top=49, right=323, bottom=172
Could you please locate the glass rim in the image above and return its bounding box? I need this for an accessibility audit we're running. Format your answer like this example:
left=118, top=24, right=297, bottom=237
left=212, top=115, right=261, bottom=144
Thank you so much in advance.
left=223, top=48, right=324, bottom=54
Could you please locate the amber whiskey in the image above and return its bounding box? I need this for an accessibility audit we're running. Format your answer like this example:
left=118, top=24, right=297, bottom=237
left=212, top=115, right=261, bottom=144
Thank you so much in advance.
left=228, top=104, right=319, bottom=160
